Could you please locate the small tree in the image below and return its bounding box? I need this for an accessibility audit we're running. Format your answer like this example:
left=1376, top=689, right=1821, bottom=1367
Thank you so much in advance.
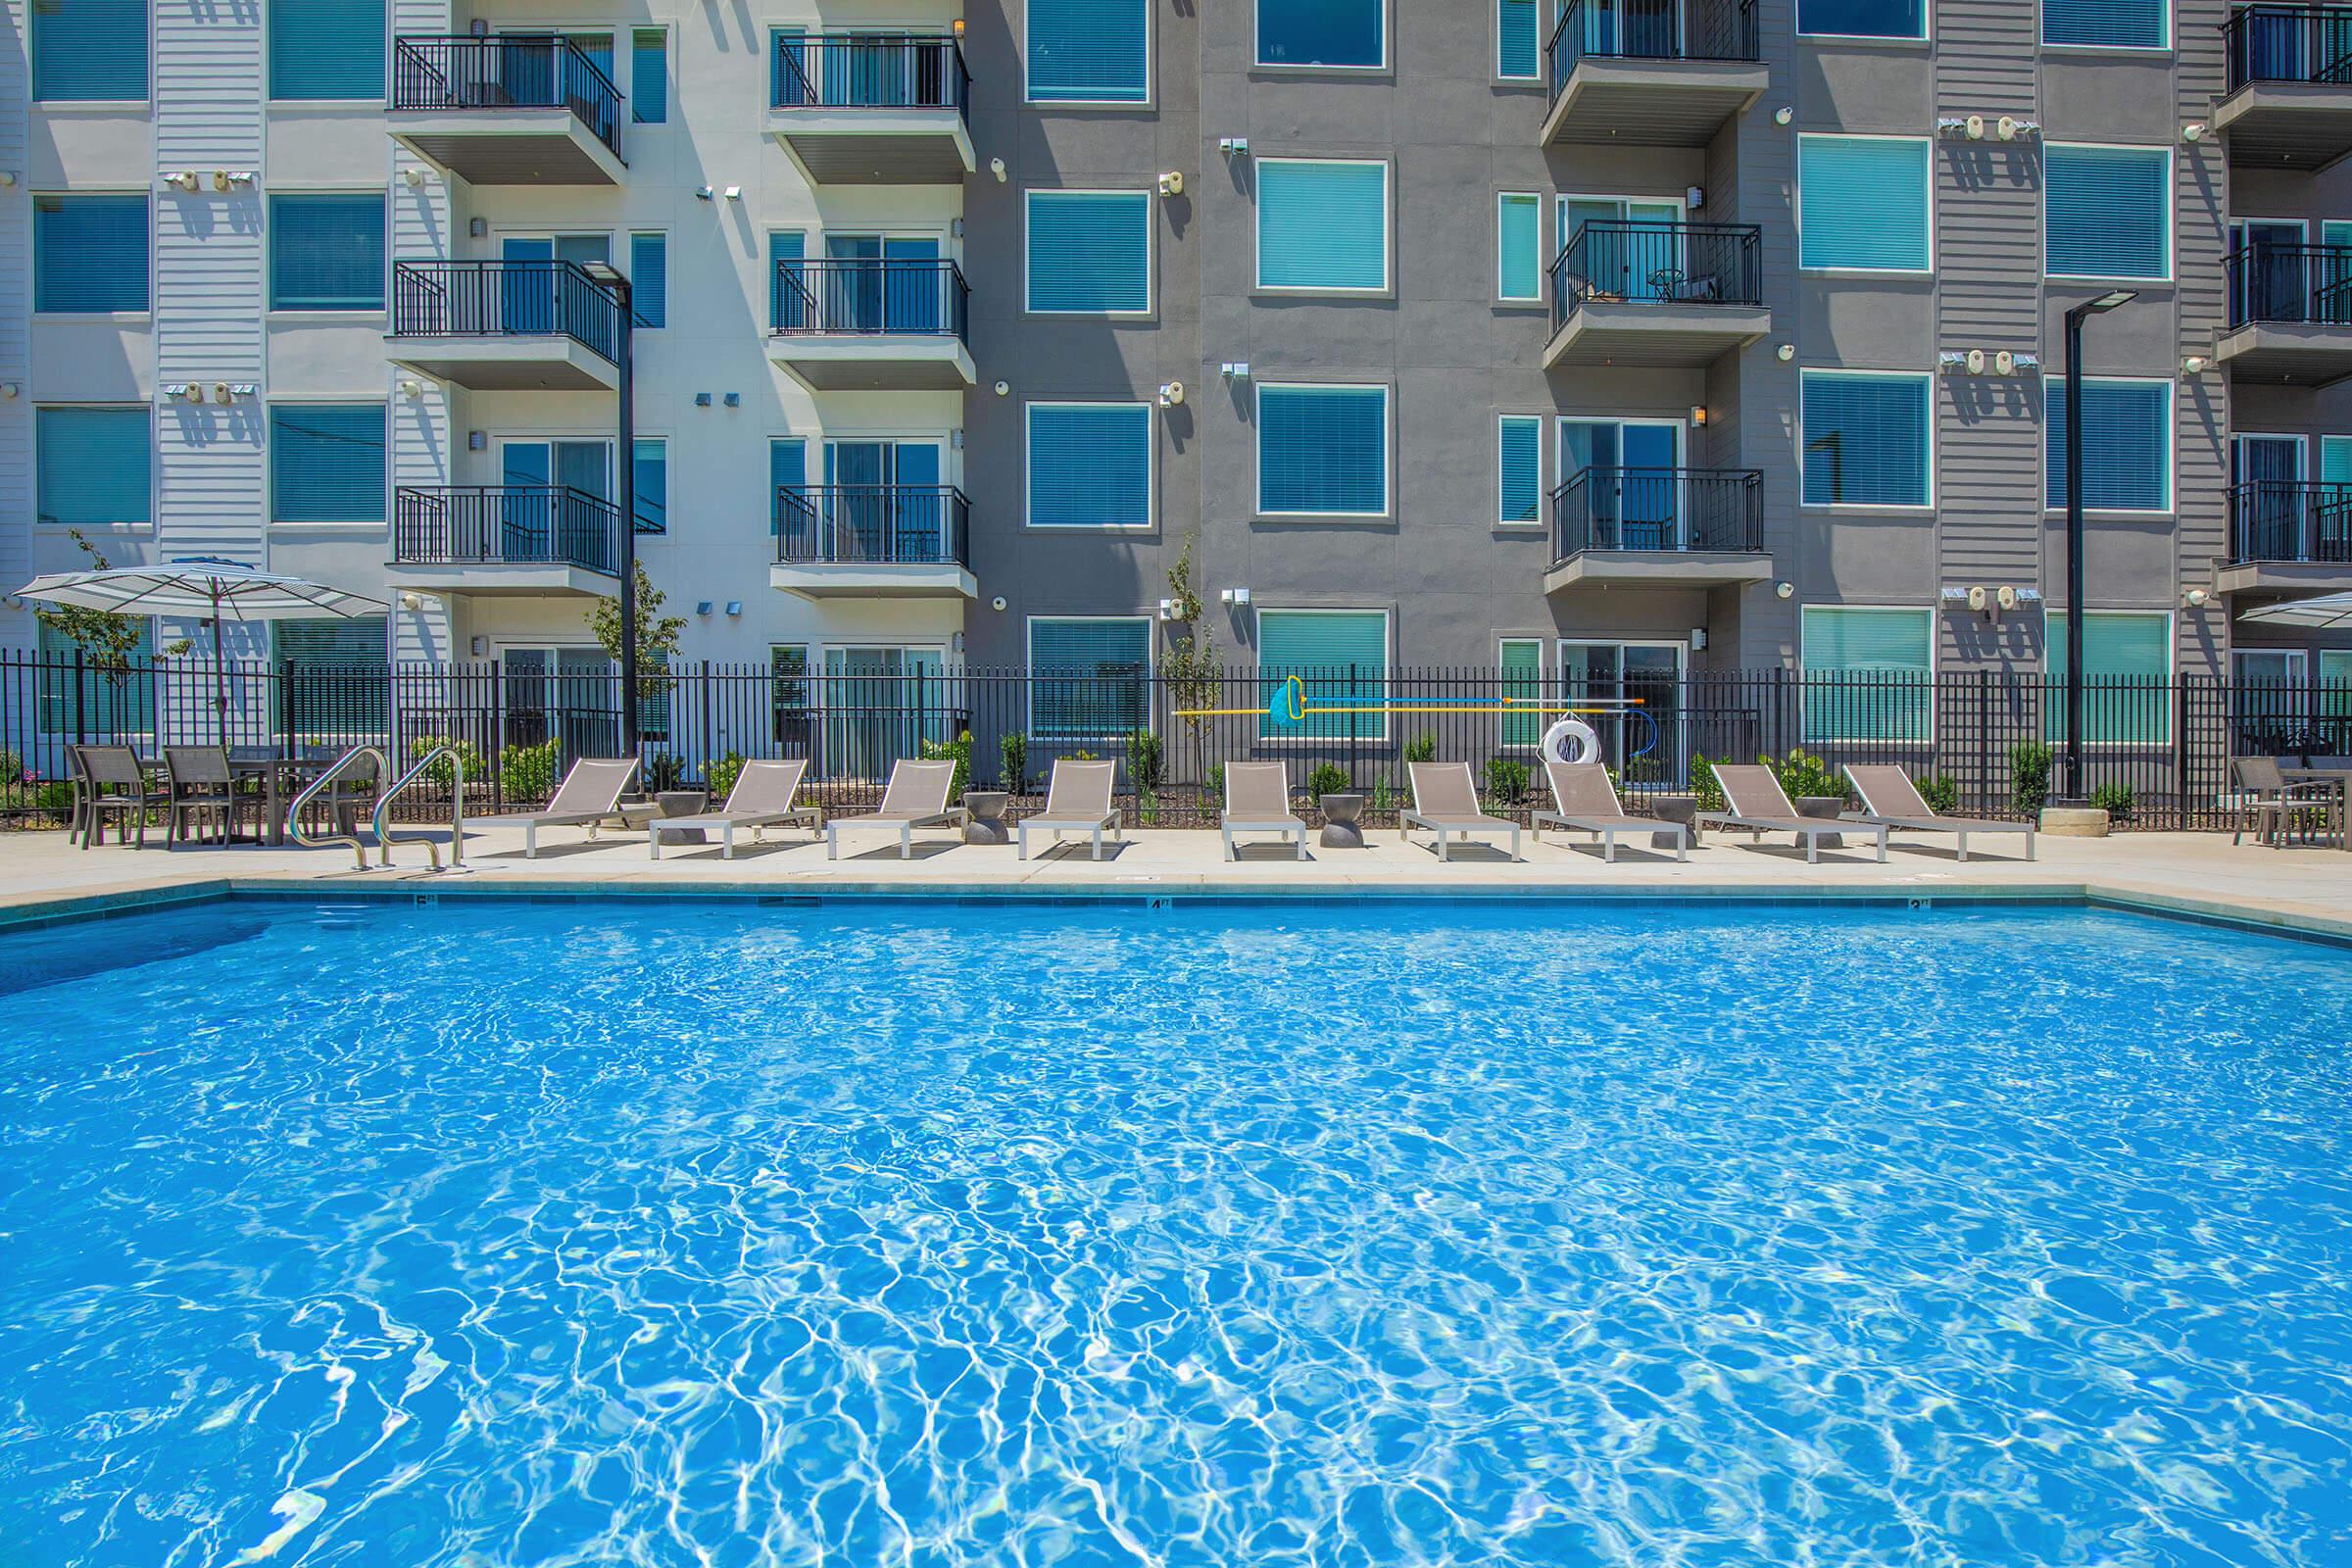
left=589, top=562, right=688, bottom=712
left=23, top=531, right=190, bottom=681
left=1160, top=529, right=1221, bottom=802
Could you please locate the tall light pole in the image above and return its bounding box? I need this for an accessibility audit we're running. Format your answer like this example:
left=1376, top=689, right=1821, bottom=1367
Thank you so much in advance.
left=581, top=262, right=638, bottom=756
left=2061, top=289, right=2136, bottom=803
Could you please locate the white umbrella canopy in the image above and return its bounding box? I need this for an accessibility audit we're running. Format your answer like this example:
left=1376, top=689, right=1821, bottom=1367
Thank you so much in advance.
left=2237, top=592, right=2352, bottom=630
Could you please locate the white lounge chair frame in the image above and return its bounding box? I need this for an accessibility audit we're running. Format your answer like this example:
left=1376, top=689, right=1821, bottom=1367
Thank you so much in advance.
left=1697, top=763, right=1886, bottom=864
left=1401, top=761, right=1522, bottom=862
left=1017, top=760, right=1123, bottom=860
left=521, top=758, right=642, bottom=858
left=1220, top=762, right=1307, bottom=860
left=649, top=759, right=822, bottom=859
left=824, top=760, right=966, bottom=860
left=1533, top=760, right=1686, bottom=862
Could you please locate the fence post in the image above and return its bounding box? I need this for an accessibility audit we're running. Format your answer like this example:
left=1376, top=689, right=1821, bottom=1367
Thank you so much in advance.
left=1976, top=666, right=1990, bottom=816
left=700, top=660, right=714, bottom=777
left=1348, top=662, right=1359, bottom=790
left=490, top=660, right=506, bottom=814
left=278, top=660, right=295, bottom=757
left=2174, top=679, right=2191, bottom=829
left=73, top=650, right=86, bottom=745
left=1772, top=665, right=1788, bottom=759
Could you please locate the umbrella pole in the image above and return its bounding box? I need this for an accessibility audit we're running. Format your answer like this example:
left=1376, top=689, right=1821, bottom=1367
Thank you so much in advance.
left=211, top=580, right=227, bottom=743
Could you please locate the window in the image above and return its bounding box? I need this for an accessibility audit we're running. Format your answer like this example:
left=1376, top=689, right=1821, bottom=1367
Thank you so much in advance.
left=1028, top=404, right=1152, bottom=529
left=2324, top=651, right=2352, bottom=718
left=1028, top=617, right=1152, bottom=740
left=1497, top=0, right=1540, bottom=77
left=771, top=645, right=812, bottom=742
left=2325, top=434, right=2352, bottom=486
left=2043, top=0, right=2167, bottom=49
left=769, top=231, right=806, bottom=330
left=2046, top=612, right=2172, bottom=744
left=1259, top=384, right=1389, bottom=515
left=1798, top=136, right=1931, bottom=272
left=1258, top=610, right=1389, bottom=740
left=633, top=437, right=666, bottom=533
left=630, top=231, right=666, bottom=327
left=270, top=405, right=385, bottom=523
left=1800, top=370, right=1933, bottom=508
left=632, top=28, right=667, bottom=122
left=1497, top=193, right=1543, bottom=301
left=2046, top=379, right=2172, bottom=514
left=33, top=195, right=148, bottom=313
left=1258, top=0, right=1384, bottom=68
left=1257, top=159, right=1390, bottom=292
left=1026, top=192, right=1152, bottom=315
left=275, top=617, right=388, bottom=736
left=1028, top=0, right=1149, bottom=103
left=268, top=0, right=385, bottom=100
left=33, top=0, right=147, bottom=100
left=770, top=438, right=807, bottom=535
left=1499, top=638, right=1544, bottom=748
left=36, top=408, right=151, bottom=528
left=37, top=620, right=154, bottom=736
left=2044, top=145, right=2170, bottom=280
left=1498, top=416, right=1544, bottom=524
left=1800, top=607, right=1934, bottom=743
left=269, top=194, right=384, bottom=311
left=1798, top=0, right=1927, bottom=38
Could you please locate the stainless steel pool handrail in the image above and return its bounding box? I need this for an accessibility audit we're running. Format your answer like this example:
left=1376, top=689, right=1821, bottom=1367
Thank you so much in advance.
left=372, top=748, right=466, bottom=871
left=286, top=747, right=387, bottom=872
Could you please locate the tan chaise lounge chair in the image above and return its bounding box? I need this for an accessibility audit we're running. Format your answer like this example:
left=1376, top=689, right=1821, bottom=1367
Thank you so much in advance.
left=1844, top=763, right=2034, bottom=862
left=1017, top=760, right=1122, bottom=860
left=519, top=757, right=642, bottom=858
left=1402, top=761, right=1522, bottom=862
left=649, top=758, right=820, bottom=859
left=1699, top=762, right=1886, bottom=864
left=825, top=759, right=965, bottom=859
left=1534, top=760, right=1686, bottom=862
left=1221, top=762, right=1307, bottom=860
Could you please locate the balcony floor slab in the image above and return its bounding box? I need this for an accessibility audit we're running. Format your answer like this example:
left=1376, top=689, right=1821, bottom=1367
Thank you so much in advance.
left=1544, top=551, right=1774, bottom=593
left=390, top=112, right=625, bottom=186
left=770, top=562, right=978, bottom=600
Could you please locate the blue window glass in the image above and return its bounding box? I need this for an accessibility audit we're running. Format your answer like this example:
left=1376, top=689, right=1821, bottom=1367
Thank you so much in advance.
left=1498, top=193, right=1542, bottom=300
left=33, top=195, right=148, bottom=313
left=37, top=619, right=154, bottom=735
left=1499, top=416, right=1543, bottom=523
left=1258, top=160, right=1389, bottom=291
left=1259, top=384, right=1389, bottom=515
left=1497, top=0, right=1540, bottom=77
left=268, top=0, right=385, bottom=100
left=1798, top=0, right=1927, bottom=37
left=1801, top=371, right=1932, bottom=508
left=36, top=407, right=151, bottom=527
left=1028, top=0, right=1148, bottom=103
left=2046, top=379, right=2171, bottom=514
left=1026, top=192, right=1152, bottom=314
left=270, top=404, right=386, bottom=523
left=2044, top=145, right=2170, bottom=280
left=1258, top=0, right=1383, bottom=67
left=770, top=437, right=807, bottom=534
left=633, top=437, right=666, bottom=533
left=1028, top=617, right=1152, bottom=740
left=1028, top=404, right=1152, bottom=528
left=1799, top=136, right=1931, bottom=271
left=2043, top=0, right=2167, bottom=49
left=273, top=617, right=389, bottom=734
left=1257, top=610, right=1389, bottom=741
left=1800, top=608, right=1934, bottom=743
left=769, top=231, right=806, bottom=329
left=269, top=194, right=384, bottom=311
left=632, top=28, right=666, bottom=122
left=33, top=0, right=147, bottom=100
left=2044, top=612, right=2172, bottom=743
left=630, top=231, right=666, bottom=327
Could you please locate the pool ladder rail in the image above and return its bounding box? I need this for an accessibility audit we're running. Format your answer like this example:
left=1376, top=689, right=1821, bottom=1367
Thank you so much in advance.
left=285, top=745, right=467, bottom=872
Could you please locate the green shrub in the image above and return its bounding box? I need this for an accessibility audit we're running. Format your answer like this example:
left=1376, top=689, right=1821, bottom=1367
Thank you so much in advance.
left=2090, top=781, right=2135, bottom=822
left=1306, top=761, right=1350, bottom=800
left=706, top=750, right=747, bottom=802
left=1690, top=752, right=1726, bottom=812
left=2010, top=741, right=2053, bottom=818
left=1204, top=760, right=1226, bottom=802
left=407, top=735, right=484, bottom=789
left=1483, top=757, right=1532, bottom=806
left=1124, top=728, right=1163, bottom=793
left=644, top=752, right=686, bottom=793
left=1765, top=747, right=1844, bottom=803
left=918, top=729, right=972, bottom=802
left=1000, top=731, right=1029, bottom=792
left=1403, top=731, right=1438, bottom=764
left=499, top=738, right=562, bottom=804
left=0, top=748, right=21, bottom=786
left=31, top=780, right=75, bottom=812
left=1918, top=773, right=1960, bottom=814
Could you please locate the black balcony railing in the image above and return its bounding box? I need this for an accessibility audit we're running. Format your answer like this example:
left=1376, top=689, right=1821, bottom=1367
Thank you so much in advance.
left=2226, top=243, right=2352, bottom=328
left=390, top=35, right=623, bottom=160
left=1547, top=0, right=1759, bottom=97
left=390, top=260, right=624, bottom=363
left=1552, top=466, right=1764, bottom=558
left=2229, top=480, right=2352, bottom=564
left=394, top=486, right=622, bottom=575
left=770, top=258, right=971, bottom=339
left=772, top=33, right=971, bottom=117
left=774, top=486, right=971, bottom=566
left=1550, top=220, right=1764, bottom=331
left=2224, top=4, right=2352, bottom=91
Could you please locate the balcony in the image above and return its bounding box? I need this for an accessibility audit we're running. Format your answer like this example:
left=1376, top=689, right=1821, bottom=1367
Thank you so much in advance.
left=771, top=486, right=976, bottom=599
left=387, top=486, right=622, bottom=597
left=2216, top=6, right=2352, bottom=170
left=1543, top=466, right=1770, bottom=592
left=1545, top=221, right=1768, bottom=368
left=2220, top=480, right=2352, bottom=596
left=386, top=260, right=623, bottom=391
left=1544, top=0, right=1765, bottom=147
left=768, top=33, right=974, bottom=185
left=389, top=35, right=625, bottom=186
left=2217, top=244, right=2352, bottom=386
left=767, top=259, right=975, bottom=391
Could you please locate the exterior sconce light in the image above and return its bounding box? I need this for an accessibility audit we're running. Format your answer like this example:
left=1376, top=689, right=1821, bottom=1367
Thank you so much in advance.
left=1690, top=405, right=1708, bottom=426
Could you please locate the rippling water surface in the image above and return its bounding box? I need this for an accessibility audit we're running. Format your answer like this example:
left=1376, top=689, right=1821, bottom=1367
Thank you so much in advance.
left=3, top=898, right=2351, bottom=1567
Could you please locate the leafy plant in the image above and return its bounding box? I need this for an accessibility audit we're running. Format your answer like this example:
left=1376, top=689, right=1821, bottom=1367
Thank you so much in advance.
left=1483, top=758, right=1531, bottom=806
left=1160, top=530, right=1222, bottom=771
left=1000, top=732, right=1029, bottom=792
left=919, top=729, right=973, bottom=802
left=1689, top=752, right=1726, bottom=812
left=1764, top=747, right=1844, bottom=803
left=1204, top=760, right=1226, bottom=803
left=589, top=563, right=688, bottom=728
left=706, top=750, right=747, bottom=802
left=1306, top=761, right=1350, bottom=801
left=2090, top=781, right=2135, bottom=822
left=499, top=738, right=562, bottom=803
left=2010, top=741, right=2053, bottom=818
left=1370, top=774, right=1394, bottom=814
left=1918, top=773, right=1960, bottom=815
left=1125, top=728, right=1163, bottom=794
left=406, top=734, right=483, bottom=789
left=644, top=752, right=686, bottom=793
left=1404, top=731, right=1438, bottom=764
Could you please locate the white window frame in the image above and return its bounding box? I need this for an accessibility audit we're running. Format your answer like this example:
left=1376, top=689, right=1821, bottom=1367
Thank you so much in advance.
left=1255, top=381, right=1393, bottom=519
left=1024, top=614, right=1157, bottom=741
left=1794, top=132, right=1936, bottom=277
left=33, top=402, right=157, bottom=531
left=2043, top=375, right=2175, bottom=517
left=30, top=187, right=155, bottom=319
left=1497, top=191, right=1544, bottom=303
left=1795, top=0, right=1932, bottom=40
left=1254, top=156, right=1393, bottom=295
left=1254, top=0, right=1389, bottom=72
left=264, top=188, right=388, bottom=317
left=1497, top=413, right=1547, bottom=527
left=2043, top=142, right=2174, bottom=283
left=2045, top=609, right=2177, bottom=748
left=267, top=398, right=392, bottom=528
left=1494, top=0, right=1542, bottom=79
left=2039, top=0, right=2172, bottom=53
left=1496, top=635, right=1547, bottom=751
left=1798, top=368, right=1937, bottom=511
left=1796, top=604, right=1938, bottom=747
left=1023, top=189, right=1155, bottom=318
left=1024, top=400, right=1155, bottom=530
left=1254, top=607, right=1394, bottom=744
left=2234, top=647, right=2307, bottom=685
left=1023, top=0, right=1153, bottom=108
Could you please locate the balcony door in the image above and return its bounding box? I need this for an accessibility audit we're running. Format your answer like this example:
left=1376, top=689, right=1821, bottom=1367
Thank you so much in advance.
left=823, top=440, right=944, bottom=562
left=824, top=234, right=940, bottom=332
left=821, top=645, right=947, bottom=781
left=501, top=645, right=616, bottom=759
left=500, top=439, right=611, bottom=565
left=500, top=233, right=610, bottom=334
left=1561, top=418, right=1682, bottom=548
left=1559, top=640, right=1686, bottom=789
left=1559, top=196, right=1682, bottom=301
left=2230, top=219, right=2306, bottom=324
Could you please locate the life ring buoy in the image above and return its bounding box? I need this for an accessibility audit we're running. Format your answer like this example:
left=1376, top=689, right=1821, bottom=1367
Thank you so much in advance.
left=1542, top=717, right=1599, bottom=764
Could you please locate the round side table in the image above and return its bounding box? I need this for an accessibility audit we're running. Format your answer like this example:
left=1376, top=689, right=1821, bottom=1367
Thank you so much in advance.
left=963, top=790, right=1011, bottom=845
left=1319, top=793, right=1365, bottom=849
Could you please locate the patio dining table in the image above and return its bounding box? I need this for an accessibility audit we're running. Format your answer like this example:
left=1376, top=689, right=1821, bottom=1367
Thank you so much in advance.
left=225, top=753, right=338, bottom=847
left=2280, top=767, right=2352, bottom=850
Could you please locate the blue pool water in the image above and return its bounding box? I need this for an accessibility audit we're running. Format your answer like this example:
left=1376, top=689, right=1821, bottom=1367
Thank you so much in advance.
left=3, top=898, right=2350, bottom=1567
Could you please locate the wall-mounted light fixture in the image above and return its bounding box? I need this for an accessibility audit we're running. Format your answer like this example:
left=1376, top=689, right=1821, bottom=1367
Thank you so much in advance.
left=403, top=167, right=429, bottom=186
left=1217, top=136, right=1250, bottom=158
left=1690, top=405, right=1708, bottom=426
left=694, top=392, right=713, bottom=406
left=2183, top=586, right=2212, bottom=609
left=2181, top=354, right=2210, bottom=376
left=1775, top=581, right=1794, bottom=600
left=696, top=601, right=714, bottom=615
left=398, top=379, right=423, bottom=399
left=1220, top=362, right=1251, bottom=380
left=994, top=379, right=1010, bottom=396
left=2181, top=122, right=2208, bottom=143
left=722, top=391, right=741, bottom=408
left=0, top=382, right=18, bottom=401
left=1776, top=343, right=1795, bottom=362
left=0, top=171, right=17, bottom=187
left=722, top=185, right=742, bottom=201
left=467, top=430, right=487, bottom=451
left=164, top=171, right=201, bottom=191
left=468, top=217, right=487, bottom=237
left=990, top=157, right=1007, bottom=182
left=1158, top=171, right=1185, bottom=197
left=1773, top=106, right=1793, bottom=126
left=1221, top=586, right=1251, bottom=607
left=725, top=602, right=743, bottom=617
left=1159, top=381, right=1186, bottom=408
left=695, top=185, right=714, bottom=200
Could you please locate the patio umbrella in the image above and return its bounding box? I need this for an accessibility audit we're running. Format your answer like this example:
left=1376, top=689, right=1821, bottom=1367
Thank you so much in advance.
left=2238, top=592, right=2352, bottom=630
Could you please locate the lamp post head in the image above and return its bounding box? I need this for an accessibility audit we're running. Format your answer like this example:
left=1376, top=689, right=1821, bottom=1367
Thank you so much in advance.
left=2067, top=289, right=2138, bottom=325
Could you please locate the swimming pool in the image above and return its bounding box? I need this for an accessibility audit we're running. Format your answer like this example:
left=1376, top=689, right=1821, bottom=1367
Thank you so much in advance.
left=3, top=897, right=2349, bottom=1565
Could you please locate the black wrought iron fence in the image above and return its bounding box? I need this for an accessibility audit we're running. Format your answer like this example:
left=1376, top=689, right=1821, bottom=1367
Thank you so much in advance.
left=1550, top=220, right=1763, bottom=331
left=390, top=260, right=625, bottom=363
left=1547, top=0, right=1758, bottom=96
left=769, top=258, right=969, bottom=338
left=2224, top=3, right=2352, bottom=91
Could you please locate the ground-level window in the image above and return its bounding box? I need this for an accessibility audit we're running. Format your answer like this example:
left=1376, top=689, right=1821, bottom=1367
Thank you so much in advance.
left=274, top=615, right=389, bottom=737
left=2045, top=611, right=2172, bottom=745
left=1027, top=616, right=1152, bottom=741
left=1498, top=637, right=1544, bottom=749
left=37, top=618, right=155, bottom=736
left=2323, top=650, right=2352, bottom=719
left=1799, top=606, right=1934, bottom=743
left=1257, top=609, right=1389, bottom=741
left=772, top=644, right=811, bottom=745
left=1561, top=641, right=1686, bottom=786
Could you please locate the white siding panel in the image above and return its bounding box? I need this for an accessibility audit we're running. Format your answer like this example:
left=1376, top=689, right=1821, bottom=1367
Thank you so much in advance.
left=0, top=0, right=33, bottom=632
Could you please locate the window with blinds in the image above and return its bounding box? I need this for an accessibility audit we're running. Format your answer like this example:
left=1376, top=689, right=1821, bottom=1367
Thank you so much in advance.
left=1256, top=610, right=1389, bottom=740
left=2045, top=378, right=2172, bottom=514
left=632, top=28, right=667, bottom=122
left=1797, top=136, right=1931, bottom=272
left=2045, top=612, right=2172, bottom=743
left=1259, top=384, right=1389, bottom=515
left=33, top=195, right=148, bottom=314
left=630, top=232, right=666, bottom=327
left=1258, top=0, right=1384, bottom=68
left=1800, top=371, right=1932, bottom=508
left=1800, top=606, right=1934, bottom=743
left=1497, top=0, right=1541, bottom=77
left=269, top=194, right=384, bottom=311
left=268, top=0, right=385, bottom=99
left=1497, top=193, right=1542, bottom=301
left=769, top=231, right=806, bottom=329
left=1257, top=159, right=1389, bottom=291
left=32, top=0, right=147, bottom=100
left=633, top=437, right=666, bottom=533
left=1025, top=192, right=1152, bottom=315
left=2044, top=145, right=2170, bottom=280
left=1500, top=639, right=1544, bottom=748
left=37, top=620, right=155, bottom=735
left=1028, top=617, right=1152, bottom=740
left=274, top=617, right=388, bottom=736
left=1028, top=404, right=1152, bottom=528
left=1499, top=416, right=1543, bottom=524
left=36, top=408, right=151, bottom=528
left=2042, top=0, right=2167, bottom=49
left=270, top=405, right=386, bottom=523
left=1798, top=0, right=1927, bottom=37
left=1027, top=0, right=1149, bottom=103
left=769, top=438, right=806, bottom=534
left=273, top=616, right=387, bottom=667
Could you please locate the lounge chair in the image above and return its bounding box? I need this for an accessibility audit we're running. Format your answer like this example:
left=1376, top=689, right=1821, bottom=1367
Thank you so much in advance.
left=1844, top=764, right=2034, bottom=861
left=824, top=760, right=965, bottom=859
left=1017, top=760, right=1121, bottom=860
left=517, top=757, right=642, bottom=858
left=1699, top=763, right=1886, bottom=864
left=73, top=744, right=166, bottom=850
left=1402, top=761, right=1522, bottom=862
left=1221, top=762, right=1307, bottom=860
left=648, top=759, right=820, bottom=859
left=1534, top=760, right=1686, bottom=862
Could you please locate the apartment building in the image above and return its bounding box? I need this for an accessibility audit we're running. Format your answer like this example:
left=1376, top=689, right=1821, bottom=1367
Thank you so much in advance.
left=6, top=0, right=2352, bottom=750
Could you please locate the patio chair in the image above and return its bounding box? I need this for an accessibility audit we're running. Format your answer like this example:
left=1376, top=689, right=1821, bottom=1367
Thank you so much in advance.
left=2230, top=755, right=2339, bottom=849
left=1402, top=761, right=1522, bottom=862
left=1698, top=763, right=1886, bottom=864
left=1221, top=762, right=1307, bottom=861
left=1533, top=760, right=1686, bottom=862
left=1017, top=760, right=1122, bottom=860
left=72, top=744, right=165, bottom=850
left=517, top=757, right=642, bottom=858
left=1844, top=764, right=2034, bottom=862
left=163, top=746, right=258, bottom=847
left=824, top=760, right=965, bottom=860
left=648, top=758, right=821, bottom=859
